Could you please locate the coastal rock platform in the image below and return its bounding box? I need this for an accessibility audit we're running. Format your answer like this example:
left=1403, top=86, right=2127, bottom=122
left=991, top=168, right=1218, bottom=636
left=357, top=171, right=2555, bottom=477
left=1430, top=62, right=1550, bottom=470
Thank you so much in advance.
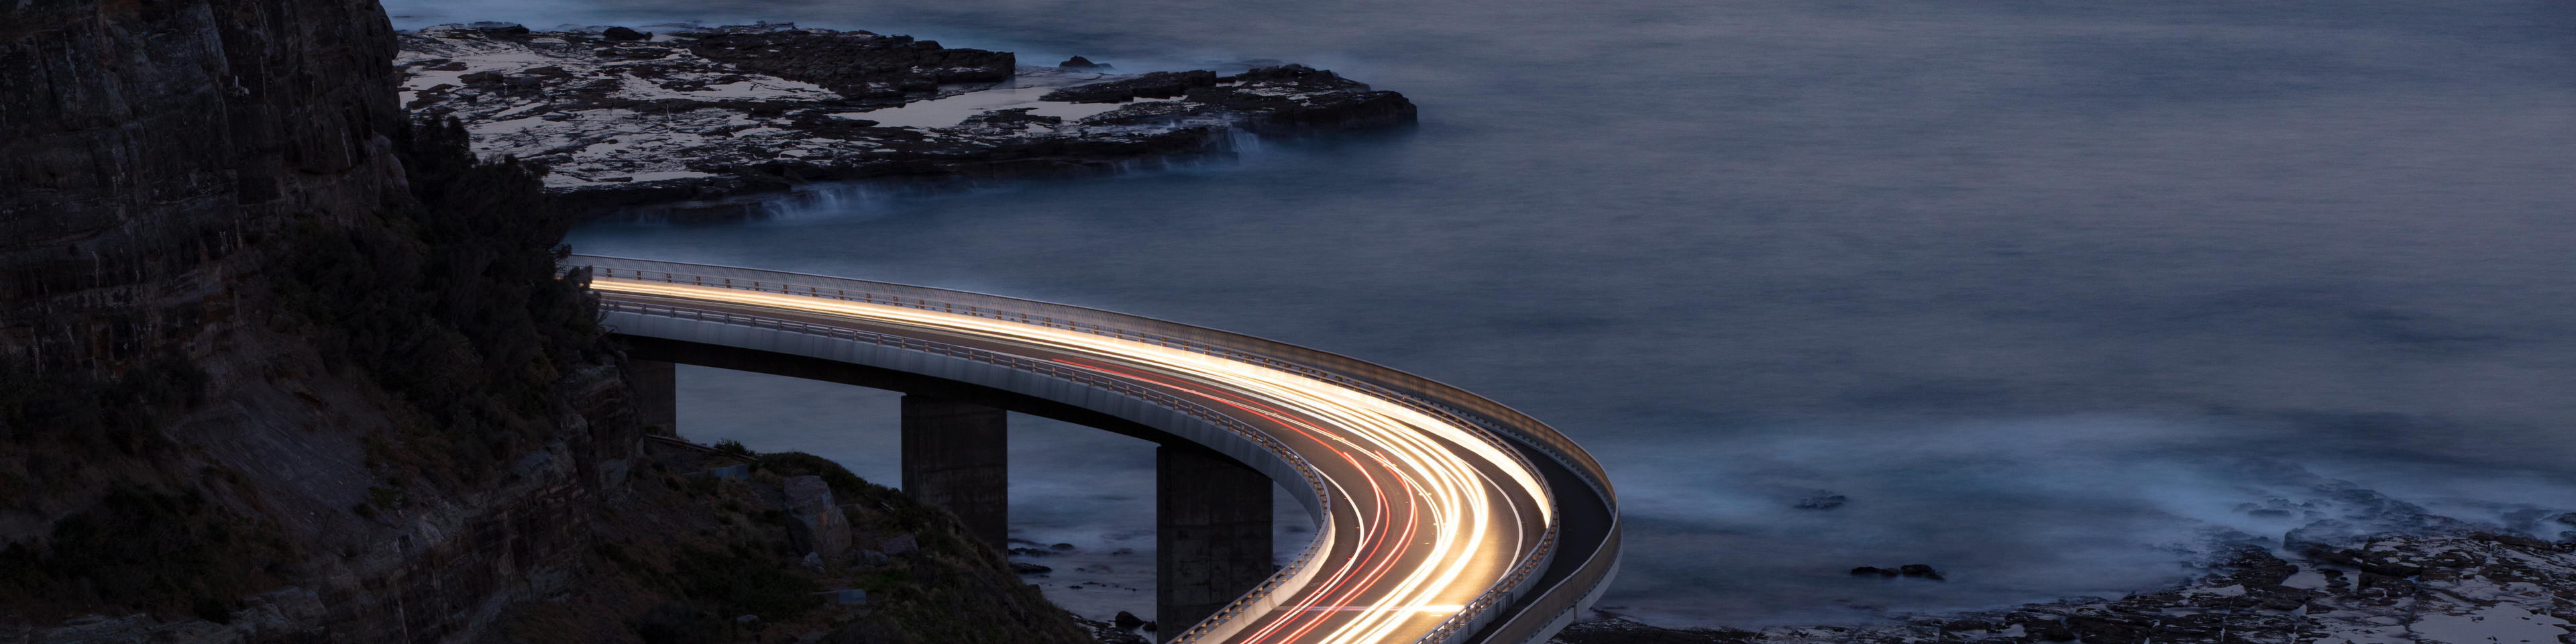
left=396, top=22, right=1416, bottom=219
left=1558, top=533, right=2576, bottom=644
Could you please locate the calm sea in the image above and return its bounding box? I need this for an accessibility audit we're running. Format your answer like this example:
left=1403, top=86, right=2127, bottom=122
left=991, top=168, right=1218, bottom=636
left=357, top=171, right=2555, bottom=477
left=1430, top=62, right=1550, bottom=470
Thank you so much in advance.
left=388, top=0, right=2576, bottom=627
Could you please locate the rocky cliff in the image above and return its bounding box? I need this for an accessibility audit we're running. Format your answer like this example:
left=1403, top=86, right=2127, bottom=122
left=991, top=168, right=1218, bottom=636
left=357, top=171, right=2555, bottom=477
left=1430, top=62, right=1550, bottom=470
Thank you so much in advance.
left=0, top=2, right=1084, bottom=641
left=1, top=1, right=633, bottom=639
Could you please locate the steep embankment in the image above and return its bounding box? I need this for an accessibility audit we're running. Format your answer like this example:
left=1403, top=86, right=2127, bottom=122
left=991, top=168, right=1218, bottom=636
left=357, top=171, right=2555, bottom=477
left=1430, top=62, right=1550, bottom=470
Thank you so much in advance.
left=0, top=2, right=1082, bottom=641
left=1, top=0, right=631, bottom=637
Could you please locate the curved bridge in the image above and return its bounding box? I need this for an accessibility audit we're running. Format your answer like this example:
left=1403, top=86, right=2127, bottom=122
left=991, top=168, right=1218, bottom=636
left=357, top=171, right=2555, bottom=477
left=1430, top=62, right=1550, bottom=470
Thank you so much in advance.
left=568, top=255, right=1619, bottom=644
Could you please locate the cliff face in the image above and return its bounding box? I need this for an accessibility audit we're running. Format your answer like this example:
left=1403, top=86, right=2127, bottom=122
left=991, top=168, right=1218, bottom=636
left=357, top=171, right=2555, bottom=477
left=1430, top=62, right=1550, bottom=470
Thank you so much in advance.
left=1, top=0, right=405, bottom=313
left=0, top=1, right=645, bottom=639
left=0, top=4, right=1094, bottom=642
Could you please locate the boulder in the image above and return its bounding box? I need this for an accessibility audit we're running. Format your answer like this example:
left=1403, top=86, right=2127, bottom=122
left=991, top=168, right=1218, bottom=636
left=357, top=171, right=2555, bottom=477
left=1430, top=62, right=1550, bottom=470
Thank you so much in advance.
left=1059, top=56, right=1106, bottom=68
left=2028, top=620, right=2077, bottom=641
left=881, top=533, right=918, bottom=555
left=1898, top=564, right=1944, bottom=580
left=2069, top=617, right=2151, bottom=644
left=1114, top=611, right=1144, bottom=629
left=783, top=476, right=851, bottom=558
left=603, top=26, right=652, bottom=42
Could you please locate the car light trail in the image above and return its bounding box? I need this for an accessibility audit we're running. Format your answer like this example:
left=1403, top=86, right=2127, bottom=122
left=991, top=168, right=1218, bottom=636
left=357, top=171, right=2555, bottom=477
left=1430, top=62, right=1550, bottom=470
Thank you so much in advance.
left=588, top=278, right=1555, bottom=644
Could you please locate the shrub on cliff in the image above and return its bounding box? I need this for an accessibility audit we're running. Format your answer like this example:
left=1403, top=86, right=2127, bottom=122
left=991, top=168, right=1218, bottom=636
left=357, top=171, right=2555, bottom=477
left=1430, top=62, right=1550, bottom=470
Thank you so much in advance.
left=272, top=117, right=606, bottom=489
left=0, top=486, right=292, bottom=622
left=0, top=116, right=607, bottom=623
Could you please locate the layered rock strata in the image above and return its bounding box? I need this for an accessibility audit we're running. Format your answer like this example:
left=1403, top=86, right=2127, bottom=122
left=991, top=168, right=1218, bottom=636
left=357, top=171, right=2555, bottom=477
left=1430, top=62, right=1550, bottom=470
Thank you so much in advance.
left=394, top=22, right=1417, bottom=219
left=1, top=1, right=644, bottom=640
left=0, top=3, right=1089, bottom=642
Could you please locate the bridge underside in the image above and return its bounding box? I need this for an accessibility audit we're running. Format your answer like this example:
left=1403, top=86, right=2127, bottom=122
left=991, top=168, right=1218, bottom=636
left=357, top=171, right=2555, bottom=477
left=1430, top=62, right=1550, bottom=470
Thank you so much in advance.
left=621, top=335, right=1277, bottom=635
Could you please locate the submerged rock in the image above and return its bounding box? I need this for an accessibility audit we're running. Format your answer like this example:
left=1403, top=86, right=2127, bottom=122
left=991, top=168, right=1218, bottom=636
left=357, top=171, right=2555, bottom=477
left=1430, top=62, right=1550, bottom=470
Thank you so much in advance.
left=1795, top=494, right=1847, bottom=509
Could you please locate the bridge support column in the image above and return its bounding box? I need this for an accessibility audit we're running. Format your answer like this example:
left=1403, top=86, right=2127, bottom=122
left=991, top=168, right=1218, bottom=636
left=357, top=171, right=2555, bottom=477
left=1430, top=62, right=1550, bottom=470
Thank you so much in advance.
left=901, top=395, right=1009, bottom=551
left=631, top=359, right=678, bottom=435
left=1159, top=447, right=1273, bottom=641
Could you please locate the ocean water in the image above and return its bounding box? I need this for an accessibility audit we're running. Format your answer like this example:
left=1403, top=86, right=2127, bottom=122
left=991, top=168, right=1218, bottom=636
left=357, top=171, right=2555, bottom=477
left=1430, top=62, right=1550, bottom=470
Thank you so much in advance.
left=391, top=0, right=2576, bottom=628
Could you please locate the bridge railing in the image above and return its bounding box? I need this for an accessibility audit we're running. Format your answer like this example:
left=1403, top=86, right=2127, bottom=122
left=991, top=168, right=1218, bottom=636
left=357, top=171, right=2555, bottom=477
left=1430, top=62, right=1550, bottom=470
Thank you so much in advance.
left=599, top=299, right=1346, bottom=629
left=566, top=256, right=1620, bottom=644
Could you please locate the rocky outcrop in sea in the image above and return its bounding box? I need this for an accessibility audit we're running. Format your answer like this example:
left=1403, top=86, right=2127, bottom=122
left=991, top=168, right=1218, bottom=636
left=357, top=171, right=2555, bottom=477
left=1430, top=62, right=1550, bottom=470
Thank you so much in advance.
left=395, top=22, right=1417, bottom=220
left=1557, top=529, right=2576, bottom=644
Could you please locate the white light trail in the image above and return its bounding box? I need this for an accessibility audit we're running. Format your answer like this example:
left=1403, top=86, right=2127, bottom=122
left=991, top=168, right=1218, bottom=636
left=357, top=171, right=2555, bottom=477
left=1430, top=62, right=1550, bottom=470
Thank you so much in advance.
left=592, top=279, right=1554, bottom=644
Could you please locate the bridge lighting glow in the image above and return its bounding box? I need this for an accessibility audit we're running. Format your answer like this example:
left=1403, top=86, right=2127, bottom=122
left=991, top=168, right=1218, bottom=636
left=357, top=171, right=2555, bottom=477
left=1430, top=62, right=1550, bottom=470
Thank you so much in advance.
left=588, top=278, right=1556, bottom=644
left=1296, top=605, right=1468, bottom=613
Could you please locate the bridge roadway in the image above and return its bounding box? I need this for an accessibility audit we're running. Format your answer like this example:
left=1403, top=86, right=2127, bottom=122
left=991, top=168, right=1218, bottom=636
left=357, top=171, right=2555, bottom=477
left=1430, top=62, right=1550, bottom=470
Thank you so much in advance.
left=568, top=256, right=1619, bottom=644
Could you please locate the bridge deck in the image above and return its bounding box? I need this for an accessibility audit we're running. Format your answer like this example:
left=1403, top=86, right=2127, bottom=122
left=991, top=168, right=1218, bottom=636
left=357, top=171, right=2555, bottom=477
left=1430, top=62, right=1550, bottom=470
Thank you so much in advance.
left=568, top=256, right=1619, bottom=644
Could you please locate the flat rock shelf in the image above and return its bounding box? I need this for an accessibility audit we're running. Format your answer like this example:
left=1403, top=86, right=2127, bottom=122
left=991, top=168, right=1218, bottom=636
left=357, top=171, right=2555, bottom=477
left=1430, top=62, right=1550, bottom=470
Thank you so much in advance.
left=397, top=22, right=1417, bottom=220
left=1557, top=533, right=2576, bottom=644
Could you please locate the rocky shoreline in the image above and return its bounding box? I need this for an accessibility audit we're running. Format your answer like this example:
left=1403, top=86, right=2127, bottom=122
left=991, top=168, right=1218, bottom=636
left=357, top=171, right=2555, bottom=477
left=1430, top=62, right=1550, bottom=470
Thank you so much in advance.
left=396, top=22, right=1416, bottom=221
left=1556, top=530, right=2576, bottom=644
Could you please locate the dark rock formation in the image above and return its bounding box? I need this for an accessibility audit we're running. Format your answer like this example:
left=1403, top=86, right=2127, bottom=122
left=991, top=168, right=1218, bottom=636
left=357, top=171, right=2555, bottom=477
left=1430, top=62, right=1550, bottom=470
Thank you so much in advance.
left=783, top=474, right=853, bottom=557
left=678, top=23, right=1014, bottom=98
left=600, top=26, right=650, bottom=42
left=394, top=25, right=1416, bottom=221
left=1558, top=535, right=2576, bottom=644
left=1181, top=64, right=1419, bottom=132
left=1075, top=614, right=1152, bottom=644
left=1795, top=494, right=1846, bottom=509
left=0, top=4, right=1094, bottom=641
left=590, top=444, right=1090, bottom=643
left=1, top=0, right=402, bottom=320
left=1042, top=70, right=1220, bottom=103
left=1059, top=56, right=1110, bottom=69
left=0, top=0, right=635, bottom=632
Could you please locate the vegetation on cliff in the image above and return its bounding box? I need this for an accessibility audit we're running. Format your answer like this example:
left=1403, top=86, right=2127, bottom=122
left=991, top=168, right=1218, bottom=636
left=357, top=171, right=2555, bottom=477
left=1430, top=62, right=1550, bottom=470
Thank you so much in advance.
left=2, top=3, right=1093, bottom=637
left=506, top=444, right=1090, bottom=644
left=270, top=116, right=604, bottom=492
left=0, top=115, right=600, bottom=622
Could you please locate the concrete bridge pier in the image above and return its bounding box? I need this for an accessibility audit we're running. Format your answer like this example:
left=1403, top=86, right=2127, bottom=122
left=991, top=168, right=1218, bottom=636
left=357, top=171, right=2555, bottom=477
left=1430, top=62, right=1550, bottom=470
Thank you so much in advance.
left=631, top=359, right=678, bottom=435
left=1159, top=446, right=1275, bottom=641
left=902, top=394, right=1010, bottom=551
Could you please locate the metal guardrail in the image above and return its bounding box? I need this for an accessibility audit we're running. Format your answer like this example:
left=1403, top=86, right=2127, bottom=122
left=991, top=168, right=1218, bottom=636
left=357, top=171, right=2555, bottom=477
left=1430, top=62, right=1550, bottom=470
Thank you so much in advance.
left=568, top=256, right=1621, bottom=644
